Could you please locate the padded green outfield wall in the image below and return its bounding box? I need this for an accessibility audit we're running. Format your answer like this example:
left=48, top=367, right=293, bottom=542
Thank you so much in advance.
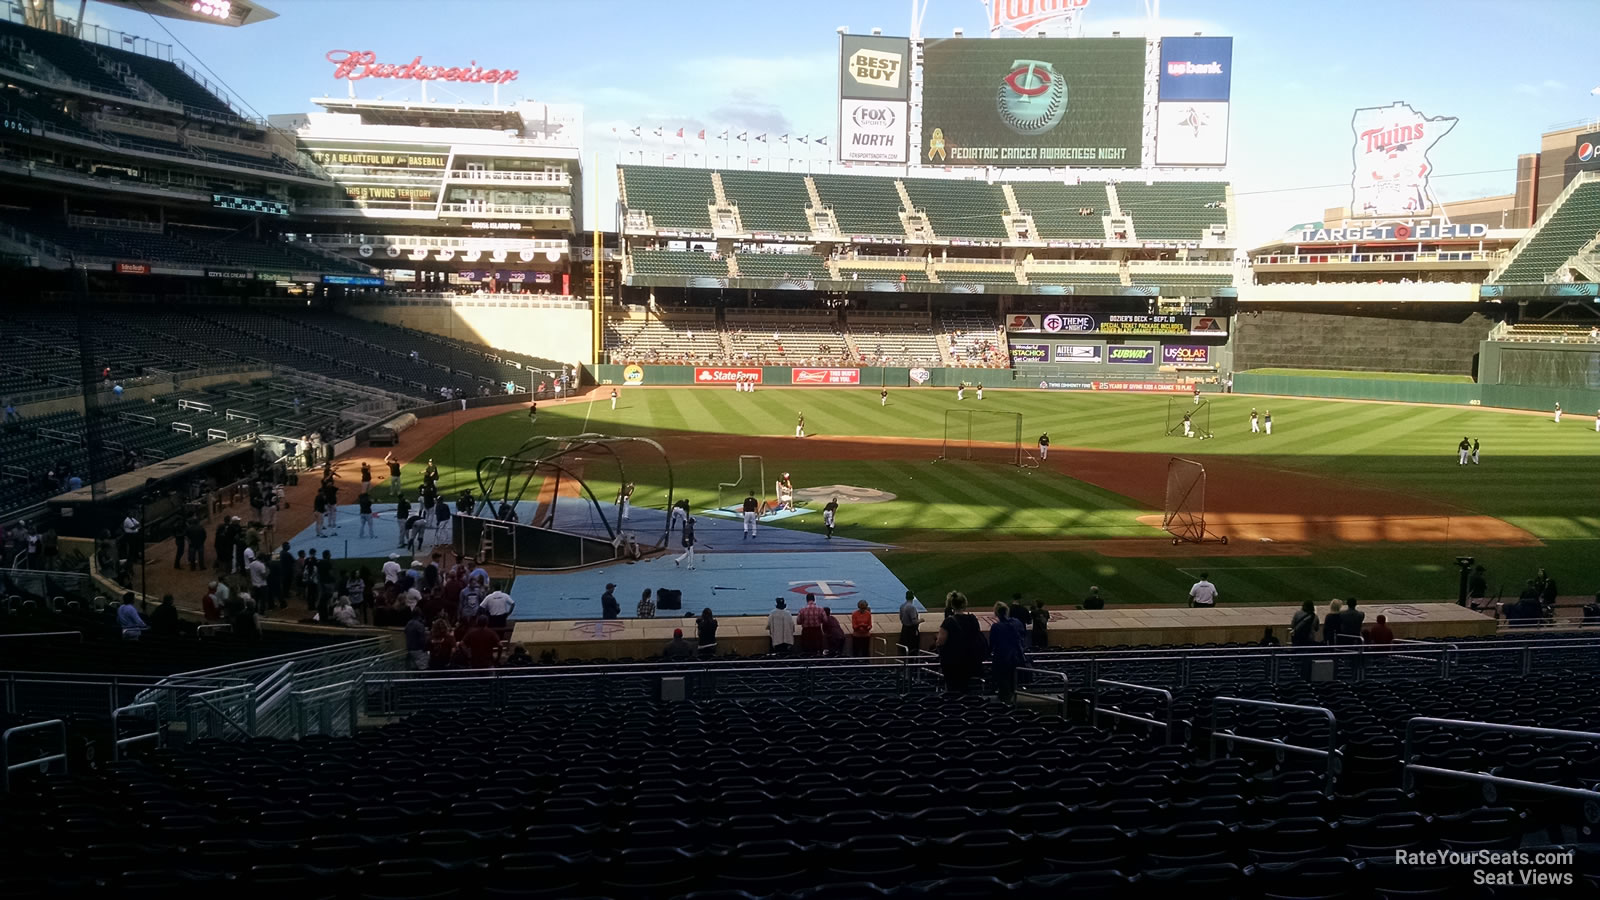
left=588, top=365, right=985, bottom=388
left=1231, top=373, right=1479, bottom=405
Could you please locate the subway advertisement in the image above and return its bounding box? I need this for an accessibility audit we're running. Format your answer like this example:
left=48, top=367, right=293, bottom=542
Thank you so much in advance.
left=920, top=37, right=1144, bottom=168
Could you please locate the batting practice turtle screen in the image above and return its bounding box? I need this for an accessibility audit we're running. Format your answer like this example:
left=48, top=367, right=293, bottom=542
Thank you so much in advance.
left=921, top=38, right=1144, bottom=168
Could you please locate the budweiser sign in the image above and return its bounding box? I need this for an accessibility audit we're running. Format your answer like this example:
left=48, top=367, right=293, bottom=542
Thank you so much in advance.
left=987, top=0, right=1090, bottom=36
left=325, top=50, right=519, bottom=85
left=792, top=368, right=861, bottom=385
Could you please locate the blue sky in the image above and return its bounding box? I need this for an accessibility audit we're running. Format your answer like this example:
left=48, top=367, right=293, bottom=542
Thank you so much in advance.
left=70, top=0, right=1600, bottom=244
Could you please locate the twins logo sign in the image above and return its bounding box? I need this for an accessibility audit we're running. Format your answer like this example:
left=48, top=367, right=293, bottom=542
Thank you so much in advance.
left=1042, top=313, right=1094, bottom=333
left=789, top=580, right=859, bottom=600
left=998, top=59, right=1068, bottom=136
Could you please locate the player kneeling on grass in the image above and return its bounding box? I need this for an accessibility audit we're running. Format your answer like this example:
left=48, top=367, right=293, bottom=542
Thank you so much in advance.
left=742, top=492, right=759, bottom=539
left=1182, top=412, right=1194, bottom=438
left=823, top=497, right=839, bottom=539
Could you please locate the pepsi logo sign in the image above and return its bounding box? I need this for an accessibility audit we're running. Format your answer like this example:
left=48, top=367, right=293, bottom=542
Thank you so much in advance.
left=1580, top=142, right=1596, bottom=163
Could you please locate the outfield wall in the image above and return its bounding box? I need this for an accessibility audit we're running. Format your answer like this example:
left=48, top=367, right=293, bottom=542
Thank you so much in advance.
left=1233, top=372, right=1600, bottom=414
left=587, top=365, right=1214, bottom=392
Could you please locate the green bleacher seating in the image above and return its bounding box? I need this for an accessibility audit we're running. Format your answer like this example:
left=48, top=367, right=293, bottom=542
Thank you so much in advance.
left=901, top=178, right=1010, bottom=240
left=620, top=166, right=715, bottom=231
left=936, top=269, right=1017, bottom=285
left=631, top=249, right=729, bottom=277
left=837, top=264, right=929, bottom=284
left=811, top=173, right=906, bottom=237
left=1493, top=181, right=1600, bottom=284
left=1117, top=182, right=1227, bottom=241
left=719, top=170, right=811, bottom=234
left=1011, top=182, right=1111, bottom=240
left=1026, top=269, right=1123, bottom=285
left=734, top=253, right=831, bottom=280
left=1128, top=272, right=1234, bottom=294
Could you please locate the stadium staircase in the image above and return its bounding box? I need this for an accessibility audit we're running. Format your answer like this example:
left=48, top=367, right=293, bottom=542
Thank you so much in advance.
left=706, top=171, right=742, bottom=236
left=800, top=175, right=841, bottom=239
left=1490, top=172, right=1600, bottom=284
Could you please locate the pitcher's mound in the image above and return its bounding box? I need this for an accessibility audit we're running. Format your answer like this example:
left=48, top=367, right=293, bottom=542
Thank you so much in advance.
left=793, top=484, right=897, bottom=505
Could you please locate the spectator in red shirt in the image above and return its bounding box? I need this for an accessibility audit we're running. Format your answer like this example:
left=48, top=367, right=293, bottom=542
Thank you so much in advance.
left=795, top=593, right=825, bottom=653
left=1365, top=614, right=1395, bottom=645
left=462, top=615, right=502, bottom=668
left=850, top=600, right=874, bottom=657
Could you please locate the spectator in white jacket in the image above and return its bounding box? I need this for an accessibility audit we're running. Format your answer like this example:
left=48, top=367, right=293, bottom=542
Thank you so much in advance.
left=767, top=597, right=796, bottom=653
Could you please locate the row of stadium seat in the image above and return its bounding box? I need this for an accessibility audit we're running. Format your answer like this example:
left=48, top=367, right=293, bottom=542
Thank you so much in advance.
left=0, top=214, right=367, bottom=274
left=603, top=308, right=998, bottom=367
left=621, top=165, right=1230, bottom=243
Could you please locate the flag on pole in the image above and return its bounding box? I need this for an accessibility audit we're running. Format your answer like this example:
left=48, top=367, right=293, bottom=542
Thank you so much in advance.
left=797, top=135, right=808, bottom=144
left=816, top=136, right=828, bottom=145
left=697, top=129, right=706, bottom=140
left=653, top=127, right=663, bottom=137
left=779, top=134, right=788, bottom=143
left=755, top=134, right=767, bottom=143
left=675, top=128, right=684, bottom=138
left=719, top=129, right=729, bottom=140
left=737, top=131, right=748, bottom=141
left=630, top=127, right=641, bottom=137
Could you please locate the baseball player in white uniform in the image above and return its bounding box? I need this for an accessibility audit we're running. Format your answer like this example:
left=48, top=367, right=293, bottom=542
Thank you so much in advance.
left=1471, top=439, right=1481, bottom=465
left=1038, top=433, right=1049, bottom=460
left=1554, top=402, right=1562, bottom=424
left=1182, top=412, right=1194, bottom=438
left=610, top=388, right=618, bottom=409
left=1264, top=410, right=1273, bottom=435
left=976, top=383, right=984, bottom=400
left=880, top=388, right=888, bottom=407
left=674, top=516, right=697, bottom=569
left=1457, top=436, right=1470, bottom=466
left=670, top=499, right=689, bottom=534
left=822, top=498, right=838, bottom=539
left=1250, top=409, right=1260, bottom=434
left=795, top=412, right=805, bottom=438
left=741, top=492, right=759, bottom=539
left=1193, top=383, right=1202, bottom=405
left=957, top=385, right=965, bottom=401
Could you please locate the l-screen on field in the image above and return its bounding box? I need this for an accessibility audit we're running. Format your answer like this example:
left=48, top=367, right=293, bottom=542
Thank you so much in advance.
left=424, top=386, right=1598, bottom=607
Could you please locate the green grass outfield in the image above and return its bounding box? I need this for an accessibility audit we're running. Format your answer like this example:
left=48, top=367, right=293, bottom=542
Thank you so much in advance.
left=1241, top=368, right=1476, bottom=383
left=410, top=387, right=1600, bottom=607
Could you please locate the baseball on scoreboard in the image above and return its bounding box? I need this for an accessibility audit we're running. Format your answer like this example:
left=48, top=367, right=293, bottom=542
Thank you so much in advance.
left=919, top=37, right=1143, bottom=168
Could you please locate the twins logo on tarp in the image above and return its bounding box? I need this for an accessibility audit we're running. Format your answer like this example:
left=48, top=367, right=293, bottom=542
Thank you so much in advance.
left=789, top=580, right=859, bottom=599
left=997, top=59, right=1067, bottom=136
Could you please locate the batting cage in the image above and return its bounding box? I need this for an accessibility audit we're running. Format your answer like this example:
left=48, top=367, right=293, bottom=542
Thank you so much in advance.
left=1163, top=456, right=1227, bottom=545
left=716, top=454, right=766, bottom=511
left=937, top=409, right=1023, bottom=467
left=1166, top=396, right=1213, bottom=440
left=462, top=433, right=675, bottom=570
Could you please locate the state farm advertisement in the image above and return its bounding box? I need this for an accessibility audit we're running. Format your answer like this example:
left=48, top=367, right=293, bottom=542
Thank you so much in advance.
left=792, top=368, right=862, bottom=385
left=695, top=367, right=762, bottom=384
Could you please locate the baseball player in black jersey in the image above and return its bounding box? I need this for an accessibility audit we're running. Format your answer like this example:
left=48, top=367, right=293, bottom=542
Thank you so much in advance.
left=795, top=412, right=805, bottom=438
left=823, top=498, right=839, bottom=538
left=742, top=492, right=759, bottom=539
left=1457, top=436, right=1470, bottom=465
left=1038, top=433, right=1050, bottom=460
left=880, top=388, right=888, bottom=407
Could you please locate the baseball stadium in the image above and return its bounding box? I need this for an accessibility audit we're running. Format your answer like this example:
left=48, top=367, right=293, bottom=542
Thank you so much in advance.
left=4, top=0, right=1600, bottom=896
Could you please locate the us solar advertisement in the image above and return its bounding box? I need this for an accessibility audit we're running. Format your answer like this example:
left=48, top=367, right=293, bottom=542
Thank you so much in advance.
left=920, top=38, right=1143, bottom=168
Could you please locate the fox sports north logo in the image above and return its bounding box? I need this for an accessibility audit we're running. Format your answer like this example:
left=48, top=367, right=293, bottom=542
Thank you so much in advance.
left=852, top=104, right=895, bottom=128
left=997, top=59, right=1066, bottom=135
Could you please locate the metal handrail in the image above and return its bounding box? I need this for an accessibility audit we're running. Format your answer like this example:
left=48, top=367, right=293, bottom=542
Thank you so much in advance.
left=0, top=631, right=82, bottom=643
left=1015, top=668, right=1070, bottom=719
left=1402, top=717, right=1600, bottom=802
left=1093, top=678, right=1175, bottom=744
left=292, top=679, right=361, bottom=738
left=1210, top=696, right=1341, bottom=791
left=3, top=718, right=67, bottom=791
left=111, top=702, right=162, bottom=761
